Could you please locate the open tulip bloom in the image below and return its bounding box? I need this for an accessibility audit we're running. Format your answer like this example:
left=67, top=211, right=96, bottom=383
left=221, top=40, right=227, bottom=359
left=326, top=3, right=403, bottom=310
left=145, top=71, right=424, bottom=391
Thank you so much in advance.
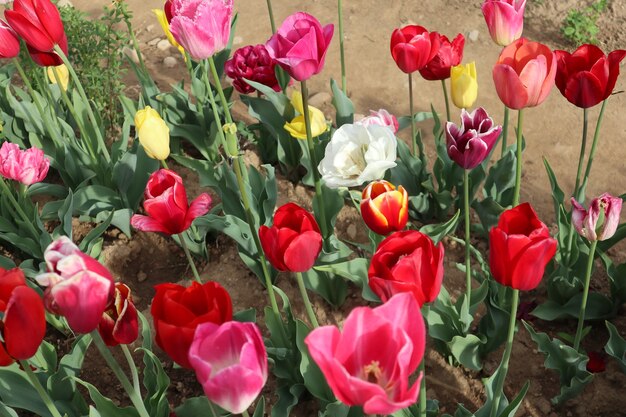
left=446, top=107, right=502, bottom=170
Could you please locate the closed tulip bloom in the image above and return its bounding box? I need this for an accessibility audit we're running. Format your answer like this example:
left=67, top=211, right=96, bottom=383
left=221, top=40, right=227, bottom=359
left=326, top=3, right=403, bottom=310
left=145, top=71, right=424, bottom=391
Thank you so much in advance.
left=356, top=109, right=399, bottom=134
left=98, top=283, right=139, bottom=347
left=36, top=237, right=114, bottom=334
left=0, top=268, right=46, bottom=366
left=27, top=33, right=67, bottom=66
left=284, top=90, right=328, bottom=139
left=445, top=107, right=502, bottom=169
left=571, top=193, right=623, bottom=242
left=151, top=281, right=233, bottom=368
left=135, top=106, right=170, bottom=161
left=266, top=12, right=334, bottom=81
left=131, top=169, right=212, bottom=235
left=259, top=203, right=322, bottom=272
left=450, top=62, right=478, bottom=109
left=489, top=203, right=557, bottom=291
left=0, top=142, right=50, bottom=185
left=368, top=230, right=444, bottom=306
left=46, top=64, right=69, bottom=91
left=169, top=0, right=232, bottom=61
left=305, top=293, right=425, bottom=414
left=5, top=0, right=65, bottom=52
left=481, top=0, right=527, bottom=46
left=492, top=38, right=557, bottom=109
left=555, top=45, right=626, bottom=108
left=0, top=20, right=20, bottom=58
left=189, top=321, right=268, bottom=414
left=419, top=33, right=465, bottom=81
left=225, top=44, right=280, bottom=94
left=361, top=181, right=408, bottom=236
left=390, top=25, right=440, bottom=74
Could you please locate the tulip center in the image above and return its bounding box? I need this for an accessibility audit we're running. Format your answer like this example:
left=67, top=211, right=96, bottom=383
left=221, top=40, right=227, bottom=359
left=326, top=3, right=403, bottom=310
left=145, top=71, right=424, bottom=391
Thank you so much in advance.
left=362, top=360, right=393, bottom=392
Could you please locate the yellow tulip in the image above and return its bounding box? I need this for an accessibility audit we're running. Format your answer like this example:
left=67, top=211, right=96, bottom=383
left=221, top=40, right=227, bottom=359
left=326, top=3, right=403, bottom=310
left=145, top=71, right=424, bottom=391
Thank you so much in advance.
left=153, top=9, right=186, bottom=58
left=450, top=62, right=478, bottom=109
left=135, top=106, right=170, bottom=161
left=46, top=64, right=69, bottom=91
left=284, top=91, right=328, bottom=140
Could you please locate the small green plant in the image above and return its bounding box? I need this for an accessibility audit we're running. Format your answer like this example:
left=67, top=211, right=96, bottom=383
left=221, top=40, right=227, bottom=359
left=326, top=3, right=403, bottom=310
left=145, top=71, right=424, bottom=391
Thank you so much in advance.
left=562, top=0, right=608, bottom=45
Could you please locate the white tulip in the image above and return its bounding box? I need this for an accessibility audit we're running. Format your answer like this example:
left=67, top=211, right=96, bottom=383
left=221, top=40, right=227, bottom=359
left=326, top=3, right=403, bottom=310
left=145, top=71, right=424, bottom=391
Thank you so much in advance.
left=318, top=124, right=397, bottom=188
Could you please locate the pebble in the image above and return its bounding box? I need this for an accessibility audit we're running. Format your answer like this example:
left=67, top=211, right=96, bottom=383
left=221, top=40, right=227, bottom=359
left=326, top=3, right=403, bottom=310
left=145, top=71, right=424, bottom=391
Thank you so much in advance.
left=147, top=37, right=162, bottom=47
left=57, top=0, right=73, bottom=6
left=163, top=56, right=178, bottom=68
left=537, top=398, right=552, bottom=414
left=137, top=271, right=148, bottom=282
left=346, top=224, right=357, bottom=240
left=145, top=24, right=155, bottom=32
left=308, top=92, right=332, bottom=108
left=122, top=47, right=140, bottom=65
left=468, top=29, right=480, bottom=42
left=157, top=39, right=171, bottom=52
left=233, top=36, right=243, bottom=45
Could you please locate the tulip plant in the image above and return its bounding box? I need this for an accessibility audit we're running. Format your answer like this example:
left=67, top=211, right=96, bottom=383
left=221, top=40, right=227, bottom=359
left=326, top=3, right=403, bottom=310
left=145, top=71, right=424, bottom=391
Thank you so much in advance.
left=0, top=0, right=625, bottom=416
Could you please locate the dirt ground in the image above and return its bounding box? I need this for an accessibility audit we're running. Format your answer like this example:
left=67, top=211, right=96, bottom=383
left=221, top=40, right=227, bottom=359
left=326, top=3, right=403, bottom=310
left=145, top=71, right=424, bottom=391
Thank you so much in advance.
left=65, top=0, right=626, bottom=416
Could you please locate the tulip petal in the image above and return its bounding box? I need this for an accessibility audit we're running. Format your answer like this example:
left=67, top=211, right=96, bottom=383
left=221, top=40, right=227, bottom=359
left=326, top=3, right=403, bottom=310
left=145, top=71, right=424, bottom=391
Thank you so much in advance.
left=493, top=64, right=529, bottom=109
left=185, top=193, right=212, bottom=226
left=4, top=286, right=45, bottom=360
left=510, top=237, right=557, bottom=290
left=283, top=230, right=322, bottom=272
left=130, top=214, right=171, bottom=234
left=5, top=10, right=54, bottom=51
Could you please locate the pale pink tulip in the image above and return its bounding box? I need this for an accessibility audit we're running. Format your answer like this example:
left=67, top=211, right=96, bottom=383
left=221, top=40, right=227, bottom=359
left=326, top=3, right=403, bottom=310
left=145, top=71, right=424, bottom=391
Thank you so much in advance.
left=571, top=193, right=623, bottom=242
left=357, top=109, right=399, bottom=133
left=482, top=0, right=527, bottom=46
left=492, top=38, right=556, bottom=109
left=169, top=0, right=232, bottom=61
left=188, top=321, right=268, bottom=414
left=0, top=142, right=50, bottom=185
left=305, top=293, right=425, bottom=414
left=36, top=237, right=114, bottom=334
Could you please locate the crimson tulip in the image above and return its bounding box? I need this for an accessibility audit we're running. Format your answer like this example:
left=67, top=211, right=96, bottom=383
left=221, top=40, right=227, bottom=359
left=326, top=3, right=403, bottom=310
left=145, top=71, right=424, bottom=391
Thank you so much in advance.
left=360, top=180, right=408, bottom=236
left=571, top=193, right=623, bottom=242
left=368, top=230, right=444, bottom=306
left=419, top=33, right=465, bottom=80
left=305, top=293, right=425, bottom=414
left=445, top=107, right=502, bottom=170
left=0, top=268, right=46, bottom=366
left=266, top=12, right=334, bottom=82
left=5, top=0, right=66, bottom=53
left=481, top=0, right=527, bottom=46
left=36, top=237, right=114, bottom=334
left=0, top=20, right=20, bottom=59
left=225, top=44, right=280, bottom=94
left=555, top=44, right=626, bottom=108
left=259, top=203, right=322, bottom=272
left=489, top=203, right=557, bottom=291
left=98, top=283, right=139, bottom=347
left=27, top=33, right=67, bottom=67
left=131, top=169, right=212, bottom=235
left=151, top=281, right=232, bottom=368
left=390, top=25, right=440, bottom=74
left=492, top=38, right=556, bottom=109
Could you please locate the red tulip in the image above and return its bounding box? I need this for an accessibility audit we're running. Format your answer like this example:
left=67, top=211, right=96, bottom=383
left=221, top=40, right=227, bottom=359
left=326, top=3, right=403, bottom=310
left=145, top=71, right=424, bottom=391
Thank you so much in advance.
left=489, top=203, right=557, bottom=291
left=586, top=351, right=607, bottom=373
left=360, top=180, right=408, bottom=236
left=225, top=44, right=280, bottom=94
left=492, top=38, right=556, bottom=109
left=151, top=281, right=232, bottom=368
left=259, top=203, right=322, bottom=272
left=390, top=25, right=440, bottom=74
left=5, top=0, right=65, bottom=52
left=27, top=33, right=67, bottom=67
left=419, top=33, right=465, bottom=81
left=0, top=20, right=20, bottom=59
left=98, top=283, right=139, bottom=347
left=555, top=44, right=626, bottom=108
left=368, top=230, right=444, bottom=306
left=0, top=268, right=46, bottom=366
left=131, top=169, right=212, bottom=235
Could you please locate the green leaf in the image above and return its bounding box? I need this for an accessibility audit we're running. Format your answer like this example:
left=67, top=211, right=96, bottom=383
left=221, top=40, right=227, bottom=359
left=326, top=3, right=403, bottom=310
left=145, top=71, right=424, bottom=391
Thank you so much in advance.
left=138, top=312, right=170, bottom=417
left=420, top=210, right=460, bottom=244
left=234, top=308, right=257, bottom=323
left=605, top=321, right=626, bottom=374
left=252, top=397, right=265, bottom=417
left=330, top=78, right=354, bottom=126
left=397, top=112, right=434, bottom=131
left=543, top=157, right=565, bottom=215
left=295, top=320, right=334, bottom=403
left=174, top=397, right=214, bottom=417
left=0, top=364, right=49, bottom=417
left=56, top=189, right=74, bottom=239
left=272, top=384, right=305, bottom=417
left=531, top=292, right=615, bottom=321
left=75, top=378, right=140, bottom=417
left=314, top=258, right=379, bottom=302
left=449, top=334, right=485, bottom=370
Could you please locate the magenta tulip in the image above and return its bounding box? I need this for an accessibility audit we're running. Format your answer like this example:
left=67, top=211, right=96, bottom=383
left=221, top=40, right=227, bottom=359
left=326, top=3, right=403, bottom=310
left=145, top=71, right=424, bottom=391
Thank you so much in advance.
left=0, top=142, right=50, bottom=185
left=188, top=321, right=268, bottom=414
left=481, top=0, right=527, bottom=46
left=571, top=193, right=623, bottom=242
left=36, top=237, right=114, bottom=334
left=224, top=44, right=280, bottom=94
left=266, top=12, right=334, bottom=81
left=305, top=293, right=425, bottom=414
left=445, top=107, right=502, bottom=169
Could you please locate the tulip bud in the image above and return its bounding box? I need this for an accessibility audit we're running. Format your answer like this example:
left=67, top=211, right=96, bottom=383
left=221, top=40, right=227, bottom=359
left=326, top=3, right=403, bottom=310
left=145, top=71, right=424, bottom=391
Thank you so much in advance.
left=571, top=193, right=623, bottom=242
left=450, top=62, right=478, bottom=109
left=481, top=0, right=527, bottom=46
left=284, top=91, right=328, bottom=140
left=361, top=180, right=408, bottom=236
left=134, top=106, right=170, bottom=161
left=46, top=64, right=69, bottom=91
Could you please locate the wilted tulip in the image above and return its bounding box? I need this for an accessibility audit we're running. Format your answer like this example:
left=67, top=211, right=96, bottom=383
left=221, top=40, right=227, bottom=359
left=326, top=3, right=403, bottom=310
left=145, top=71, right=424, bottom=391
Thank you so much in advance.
left=481, top=0, right=527, bottom=46
left=450, top=62, right=478, bottom=109
left=98, top=283, right=139, bottom=347
left=571, top=193, right=622, bottom=242
left=390, top=25, right=440, bottom=74
left=225, top=44, right=280, bottom=94
left=0, top=142, right=50, bottom=185
left=135, top=106, right=170, bottom=161
left=445, top=107, right=502, bottom=169
left=356, top=109, right=399, bottom=133
left=360, top=180, right=408, bottom=236
left=283, top=91, right=328, bottom=139
left=419, top=33, right=465, bottom=81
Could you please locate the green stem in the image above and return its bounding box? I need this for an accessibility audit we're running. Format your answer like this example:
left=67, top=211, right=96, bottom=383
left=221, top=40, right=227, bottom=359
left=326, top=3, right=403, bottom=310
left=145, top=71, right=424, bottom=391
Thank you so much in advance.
left=265, top=0, right=276, bottom=33
left=295, top=272, right=319, bottom=328
left=53, top=45, right=111, bottom=163
left=489, top=289, right=520, bottom=417
left=90, top=331, right=150, bottom=417
left=441, top=79, right=451, bottom=123
left=572, top=108, right=589, bottom=201
left=242, top=410, right=251, bottom=417
left=419, top=304, right=430, bottom=417
left=512, top=110, right=524, bottom=207
left=409, top=72, right=417, bottom=156
left=338, top=0, right=346, bottom=94
left=123, top=13, right=148, bottom=75
left=121, top=344, right=142, bottom=394
left=208, top=401, right=219, bottom=417
left=178, top=233, right=202, bottom=283
left=573, top=240, right=597, bottom=351
left=208, top=57, right=233, bottom=125
left=0, top=178, right=40, bottom=240
left=19, top=361, right=64, bottom=417
left=579, top=99, right=608, bottom=200
left=464, top=169, right=472, bottom=303
left=500, top=106, right=509, bottom=157
left=300, top=80, right=330, bottom=245
left=160, top=159, right=169, bottom=170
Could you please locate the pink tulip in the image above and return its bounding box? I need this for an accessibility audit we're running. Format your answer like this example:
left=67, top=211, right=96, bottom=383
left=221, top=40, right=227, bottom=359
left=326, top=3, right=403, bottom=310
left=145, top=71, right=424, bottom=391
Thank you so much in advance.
left=571, top=193, right=623, bottom=242
left=266, top=12, right=334, bottom=81
left=492, top=38, right=556, bottom=109
left=36, top=237, right=114, bottom=334
left=188, top=321, right=268, bottom=414
left=305, top=293, right=425, bottom=414
left=481, top=0, right=527, bottom=46
left=357, top=109, right=399, bottom=133
left=169, top=0, right=232, bottom=61
left=0, top=142, right=50, bottom=185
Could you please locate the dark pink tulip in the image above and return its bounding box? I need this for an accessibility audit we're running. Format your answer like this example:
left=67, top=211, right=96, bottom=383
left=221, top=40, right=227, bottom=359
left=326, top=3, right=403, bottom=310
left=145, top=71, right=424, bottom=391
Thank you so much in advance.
left=571, top=193, right=623, bottom=242
left=445, top=107, right=502, bottom=169
left=224, top=44, right=280, bottom=94
left=481, top=0, right=527, bottom=46
left=0, top=142, right=50, bottom=185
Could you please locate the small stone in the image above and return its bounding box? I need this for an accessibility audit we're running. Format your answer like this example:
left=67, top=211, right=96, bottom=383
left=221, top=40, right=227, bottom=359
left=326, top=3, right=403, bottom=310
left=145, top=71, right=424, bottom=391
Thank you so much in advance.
left=233, top=36, right=243, bottom=45
left=347, top=224, right=357, bottom=240
left=157, top=39, right=171, bottom=52
left=57, top=0, right=73, bottom=6
left=145, top=24, right=155, bottom=32
left=308, top=92, right=332, bottom=108
left=137, top=271, right=148, bottom=282
left=122, top=47, right=140, bottom=65
left=468, top=30, right=480, bottom=42
left=148, top=37, right=162, bottom=46
left=537, top=398, right=551, bottom=414
left=163, top=56, right=178, bottom=68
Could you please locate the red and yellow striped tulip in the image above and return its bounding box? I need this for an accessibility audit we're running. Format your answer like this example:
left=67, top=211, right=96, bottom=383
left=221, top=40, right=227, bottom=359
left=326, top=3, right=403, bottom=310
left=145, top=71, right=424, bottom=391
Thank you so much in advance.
left=360, top=180, right=408, bottom=236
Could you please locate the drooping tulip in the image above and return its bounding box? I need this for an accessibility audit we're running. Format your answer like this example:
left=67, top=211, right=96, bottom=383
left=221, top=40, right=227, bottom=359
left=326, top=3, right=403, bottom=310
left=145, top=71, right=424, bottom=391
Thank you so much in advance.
left=360, top=180, right=408, bottom=236
left=481, top=0, right=527, bottom=46
left=450, top=62, right=478, bottom=109
left=98, top=283, right=139, bottom=347
left=0, top=142, right=50, bottom=185
left=571, top=193, right=623, bottom=242
left=390, top=25, right=440, bottom=74
left=225, top=44, right=280, bottom=94
left=134, top=106, right=170, bottom=161
left=445, top=107, right=502, bottom=169
left=419, top=33, right=465, bottom=81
